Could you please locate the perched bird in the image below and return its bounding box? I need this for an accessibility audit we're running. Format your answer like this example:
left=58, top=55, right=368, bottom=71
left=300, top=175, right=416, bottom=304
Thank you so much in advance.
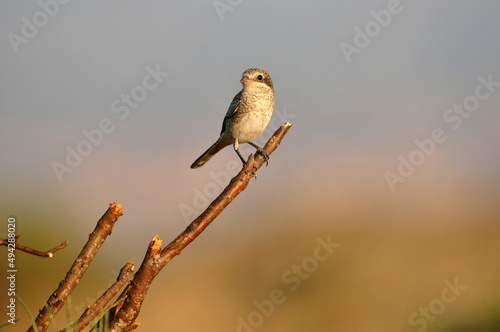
left=190, top=68, right=275, bottom=169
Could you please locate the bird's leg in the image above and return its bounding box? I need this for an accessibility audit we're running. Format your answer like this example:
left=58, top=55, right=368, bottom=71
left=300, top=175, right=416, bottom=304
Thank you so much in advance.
left=248, top=142, right=269, bottom=166
left=233, top=140, right=246, bottom=165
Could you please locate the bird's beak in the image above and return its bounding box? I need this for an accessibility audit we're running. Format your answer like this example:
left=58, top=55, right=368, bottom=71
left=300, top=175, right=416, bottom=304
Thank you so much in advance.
left=240, top=78, right=253, bottom=85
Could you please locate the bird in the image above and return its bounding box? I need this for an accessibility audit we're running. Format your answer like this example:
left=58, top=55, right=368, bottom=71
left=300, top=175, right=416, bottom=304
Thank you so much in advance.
left=190, top=68, right=275, bottom=169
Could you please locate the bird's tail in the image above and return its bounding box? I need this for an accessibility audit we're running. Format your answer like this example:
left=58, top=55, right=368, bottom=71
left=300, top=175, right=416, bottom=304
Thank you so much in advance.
left=190, top=139, right=228, bottom=169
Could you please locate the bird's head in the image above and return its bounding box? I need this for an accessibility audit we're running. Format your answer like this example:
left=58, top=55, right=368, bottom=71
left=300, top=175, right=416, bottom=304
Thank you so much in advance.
left=240, top=68, right=274, bottom=92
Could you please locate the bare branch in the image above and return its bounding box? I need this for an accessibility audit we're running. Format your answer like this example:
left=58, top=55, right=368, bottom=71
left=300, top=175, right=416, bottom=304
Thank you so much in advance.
left=0, top=235, right=68, bottom=258
left=160, top=122, right=292, bottom=264
left=29, top=201, right=124, bottom=332
left=108, top=122, right=292, bottom=331
left=64, top=261, right=135, bottom=332
left=108, top=236, right=162, bottom=332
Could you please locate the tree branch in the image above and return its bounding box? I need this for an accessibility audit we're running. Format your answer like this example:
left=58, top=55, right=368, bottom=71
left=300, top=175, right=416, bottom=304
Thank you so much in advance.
left=29, top=201, right=124, bottom=332
left=108, top=122, right=292, bottom=331
left=107, top=237, right=163, bottom=332
left=0, top=236, right=68, bottom=258
left=64, top=261, right=135, bottom=332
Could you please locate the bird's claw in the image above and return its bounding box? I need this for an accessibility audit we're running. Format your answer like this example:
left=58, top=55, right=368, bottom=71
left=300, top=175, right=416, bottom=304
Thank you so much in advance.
left=256, top=148, right=269, bottom=166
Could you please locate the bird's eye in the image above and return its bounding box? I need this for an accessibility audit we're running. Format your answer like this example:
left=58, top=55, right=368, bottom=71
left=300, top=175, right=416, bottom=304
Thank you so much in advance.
left=257, top=75, right=263, bottom=80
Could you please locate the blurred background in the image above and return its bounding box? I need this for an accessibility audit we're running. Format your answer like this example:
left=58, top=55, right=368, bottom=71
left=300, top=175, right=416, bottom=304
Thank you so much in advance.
left=1, top=1, right=500, bottom=331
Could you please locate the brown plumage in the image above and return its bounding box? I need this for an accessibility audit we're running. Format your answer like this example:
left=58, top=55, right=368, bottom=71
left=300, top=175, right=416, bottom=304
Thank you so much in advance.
left=191, top=68, right=275, bottom=169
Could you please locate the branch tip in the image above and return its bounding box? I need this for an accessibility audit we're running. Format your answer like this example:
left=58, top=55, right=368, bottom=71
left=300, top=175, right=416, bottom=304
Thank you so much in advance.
left=110, top=200, right=123, bottom=216
left=150, top=236, right=163, bottom=251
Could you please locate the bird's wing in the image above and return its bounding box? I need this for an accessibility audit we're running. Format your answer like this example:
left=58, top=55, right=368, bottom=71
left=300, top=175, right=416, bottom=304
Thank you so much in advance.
left=220, top=90, right=242, bottom=135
